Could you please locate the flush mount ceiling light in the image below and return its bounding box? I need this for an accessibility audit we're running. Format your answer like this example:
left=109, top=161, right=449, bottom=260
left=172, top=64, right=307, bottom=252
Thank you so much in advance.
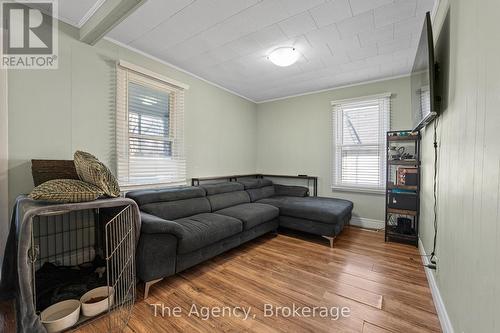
left=268, top=47, right=299, bottom=67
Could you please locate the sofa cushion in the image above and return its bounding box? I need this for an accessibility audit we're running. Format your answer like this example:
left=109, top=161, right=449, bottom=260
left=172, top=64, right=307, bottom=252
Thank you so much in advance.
left=174, top=213, right=243, bottom=254
left=207, top=191, right=250, bottom=211
left=202, top=182, right=243, bottom=195
left=274, top=184, right=309, bottom=197
left=141, top=197, right=211, bottom=221
left=216, top=203, right=279, bottom=230
left=126, top=186, right=205, bottom=206
left=246, top=186, right=275, bottom=202
left=257, top=196, right=353, bottom=225
left=238, top=178, right=273, bottom=189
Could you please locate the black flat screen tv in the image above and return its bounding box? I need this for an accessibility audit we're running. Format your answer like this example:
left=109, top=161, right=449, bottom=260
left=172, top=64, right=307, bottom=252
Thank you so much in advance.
left=411, top=12, right=438, bottom=130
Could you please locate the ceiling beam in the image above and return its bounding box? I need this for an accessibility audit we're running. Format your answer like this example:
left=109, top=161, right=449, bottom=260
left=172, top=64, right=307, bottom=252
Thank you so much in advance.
left=80, top=0, right=146, bottom=45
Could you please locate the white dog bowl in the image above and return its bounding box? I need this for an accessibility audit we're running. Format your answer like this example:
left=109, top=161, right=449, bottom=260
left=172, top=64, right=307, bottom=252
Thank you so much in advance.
left=80, top=286, right=114, bottom=317
left=40, top=299, right=80, bottom=333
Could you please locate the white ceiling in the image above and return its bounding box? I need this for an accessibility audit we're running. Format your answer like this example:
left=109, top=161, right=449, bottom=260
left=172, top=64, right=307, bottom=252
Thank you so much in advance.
left=58, top=0, right=105, bottom=27
left=60, top=0, right=436, bottom=102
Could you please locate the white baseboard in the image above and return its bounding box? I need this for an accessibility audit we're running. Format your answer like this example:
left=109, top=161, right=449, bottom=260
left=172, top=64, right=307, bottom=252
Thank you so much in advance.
left=418, top=238, right=454, bottom=333
left=349, top=216, right=384, bottom=230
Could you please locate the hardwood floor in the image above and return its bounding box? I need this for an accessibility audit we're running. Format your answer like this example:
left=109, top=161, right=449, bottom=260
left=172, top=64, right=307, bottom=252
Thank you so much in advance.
left=2, top=227, right=441, bottom=332
left=75, top=227, right=441, bottom=333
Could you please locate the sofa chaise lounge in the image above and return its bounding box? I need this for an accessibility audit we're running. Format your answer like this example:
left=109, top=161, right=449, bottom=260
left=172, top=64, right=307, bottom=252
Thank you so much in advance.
left=126, top=178, right=353, bottom=298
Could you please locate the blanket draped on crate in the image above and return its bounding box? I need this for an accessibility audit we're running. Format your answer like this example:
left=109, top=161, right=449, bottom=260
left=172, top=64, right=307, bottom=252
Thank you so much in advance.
left=1, top=196, right=141, bottom=333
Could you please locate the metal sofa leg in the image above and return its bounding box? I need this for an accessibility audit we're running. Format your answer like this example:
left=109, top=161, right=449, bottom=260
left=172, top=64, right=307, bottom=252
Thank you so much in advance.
left=144, top=278, right=163, bottom=299
left=322, top=235, right=336, bottom=248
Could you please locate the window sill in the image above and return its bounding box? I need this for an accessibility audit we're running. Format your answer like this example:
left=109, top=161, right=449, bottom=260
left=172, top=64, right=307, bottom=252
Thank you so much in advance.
left=120, top=181, right=188, bottom=193
left=331, top=186, right=385, bottom=195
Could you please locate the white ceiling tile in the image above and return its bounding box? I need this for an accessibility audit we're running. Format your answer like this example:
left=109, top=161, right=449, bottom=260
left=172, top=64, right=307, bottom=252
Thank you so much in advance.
left=374, top=0, right=417, bottom=27
left=305, top=25, right=341, bottom=48
left=377, top=35, right=411, bottom=55
left=394, top=14, right=426, bottom=37
left=59, top=0, right=101, bottom=26
left=348, top=44, right=378, bottom=61
left=278, top=12, right=318, bottom=38
left=226, top=35, right=263, bottom=57
left=416, top=0, right=436, bottom=15
left=278, top=0, right=327, bottom=16
left=249, top=25, right=288, bottom=48
left=348, top=0, right=394, bottom=15
left=320, top=51, right=350, bottom=66
left=309, top=0, right=353, bottom=28
left=358, top=24, right=394, bottom=47
left=103, top=0, right=428, bottom=101
left=336, top=11, right=374, bottom=38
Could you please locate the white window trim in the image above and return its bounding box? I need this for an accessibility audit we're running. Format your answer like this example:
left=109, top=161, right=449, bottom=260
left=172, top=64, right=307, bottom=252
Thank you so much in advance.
left=116, top=61, right=188, bottom=190
left=118, top=60, right=190, bottom=90
left=331, top=93, right=391, bottom=194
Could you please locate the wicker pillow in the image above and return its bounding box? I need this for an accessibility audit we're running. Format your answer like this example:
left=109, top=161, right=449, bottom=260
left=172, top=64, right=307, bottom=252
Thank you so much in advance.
left=29, top=179, right=104, bottom=203
left=73, top=151, right=120, bottom=197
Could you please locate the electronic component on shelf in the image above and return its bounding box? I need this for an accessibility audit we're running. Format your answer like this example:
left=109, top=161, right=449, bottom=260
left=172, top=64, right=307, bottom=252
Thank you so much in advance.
left=397, top=167, right=418, bottom=186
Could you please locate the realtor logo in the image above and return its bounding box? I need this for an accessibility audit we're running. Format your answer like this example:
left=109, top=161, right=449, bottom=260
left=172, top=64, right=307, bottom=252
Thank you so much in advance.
left=1, top=0, right=58, bottom=69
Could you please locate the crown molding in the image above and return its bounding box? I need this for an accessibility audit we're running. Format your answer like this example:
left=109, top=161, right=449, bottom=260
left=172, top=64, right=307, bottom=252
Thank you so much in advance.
left=77, top=0, right=107, bottom=28
left=256, top=74, right=411, bottom=104
left=103, top=37, right=257, bottom=103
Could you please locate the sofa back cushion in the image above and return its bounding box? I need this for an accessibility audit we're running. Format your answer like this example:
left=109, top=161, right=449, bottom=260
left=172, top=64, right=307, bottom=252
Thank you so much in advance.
left=202, top=182, right=250, bottom=211
left=238, top=178, right=273, bottom=189
left=238, top=179, right=275, bottom=202
left=246, top=186, right=275, bottom=202
left=126, top=186, right=211, bottom=220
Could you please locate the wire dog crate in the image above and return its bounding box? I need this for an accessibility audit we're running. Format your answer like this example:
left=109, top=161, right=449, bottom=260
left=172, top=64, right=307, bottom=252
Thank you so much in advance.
left=24, top=199, right=139, bottom=332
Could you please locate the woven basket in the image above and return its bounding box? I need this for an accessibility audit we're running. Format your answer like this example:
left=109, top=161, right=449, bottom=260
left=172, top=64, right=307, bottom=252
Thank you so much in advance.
left=31, top=160, right=79, bottom=186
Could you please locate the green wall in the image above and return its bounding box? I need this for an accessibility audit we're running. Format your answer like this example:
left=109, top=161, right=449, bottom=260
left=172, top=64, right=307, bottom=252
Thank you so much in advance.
left=256, top=76, right=412, bottom=224
left=7, top=22, right=257, bottom=207
left=419, top=0, right=500, bottom=331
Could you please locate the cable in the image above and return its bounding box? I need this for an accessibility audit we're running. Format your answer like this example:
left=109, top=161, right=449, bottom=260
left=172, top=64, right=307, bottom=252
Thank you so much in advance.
left=430, top=117, right=439, bottom=263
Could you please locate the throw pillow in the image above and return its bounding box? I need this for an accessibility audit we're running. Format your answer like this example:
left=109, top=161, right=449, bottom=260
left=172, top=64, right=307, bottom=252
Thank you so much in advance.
left=73, top=151, right=120, bottom=197
left=29, top=179, right=104, bottom=203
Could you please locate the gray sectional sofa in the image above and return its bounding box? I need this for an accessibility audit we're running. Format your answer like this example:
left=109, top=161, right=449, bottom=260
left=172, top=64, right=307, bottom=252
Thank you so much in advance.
left=126, top=178, right=353, bottom=298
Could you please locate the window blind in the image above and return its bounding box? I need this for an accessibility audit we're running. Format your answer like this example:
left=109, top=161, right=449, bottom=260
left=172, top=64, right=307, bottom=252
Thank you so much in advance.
left=332, top=94, right=390, bottom=192
left=116, top=63, right=187, bottom=188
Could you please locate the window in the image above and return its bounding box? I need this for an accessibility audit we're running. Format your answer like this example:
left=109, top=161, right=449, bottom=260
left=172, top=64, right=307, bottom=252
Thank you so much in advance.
left=116, top=61, right=188, bottom=188
left=332, top=93, right=390, bottom=193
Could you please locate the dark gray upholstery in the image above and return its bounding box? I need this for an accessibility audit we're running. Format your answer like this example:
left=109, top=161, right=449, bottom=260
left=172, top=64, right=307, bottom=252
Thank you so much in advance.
left=141, top=197, right=211, bottom=220
left=279, top=216, right=343, bottom=237
left=257, top=196, right=353, bottom=225
left=246, top=185, right=275, bottom=202
left=202, top=182, right=244, bottom=195
left=127, top=186, right=205, bottom=206
left=238, top=178, right=273, bottom=189
left=207, top=191, right=250, bottom=211
left=136, top=233, right=177, bottom=281
left=140, top=212, right=184, bottom=238
left=174, top=213, right=243, bottom=254
left=176, top=219, right=279, bottom=272
left=216, top=203, right=279, bottom=230
left=274, top=184, right=309, bottom=197
left=127, top=180, right=353, bottom=285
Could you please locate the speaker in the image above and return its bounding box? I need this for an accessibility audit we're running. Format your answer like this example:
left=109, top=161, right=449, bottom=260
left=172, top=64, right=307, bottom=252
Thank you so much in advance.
left=388, top=192, right=417, bottom=211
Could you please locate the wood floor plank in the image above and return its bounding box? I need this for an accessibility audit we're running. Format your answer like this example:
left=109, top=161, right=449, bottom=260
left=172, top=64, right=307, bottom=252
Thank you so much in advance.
left=362, top=321, right=395, bottom=333
left=1, top=227, right=441, bottom=332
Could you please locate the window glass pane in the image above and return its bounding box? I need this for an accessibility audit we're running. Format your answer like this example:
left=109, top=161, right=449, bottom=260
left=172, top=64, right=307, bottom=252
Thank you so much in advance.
left=333, top=96, right=389, bottom=190
left=128, top=82, right=171, bottom=157
left=342, top=102, right=380, bottom=145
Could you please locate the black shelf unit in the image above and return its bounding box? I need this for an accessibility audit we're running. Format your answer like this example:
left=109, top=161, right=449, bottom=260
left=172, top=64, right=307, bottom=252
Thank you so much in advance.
left=385, top=131, right=421, bottom=247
